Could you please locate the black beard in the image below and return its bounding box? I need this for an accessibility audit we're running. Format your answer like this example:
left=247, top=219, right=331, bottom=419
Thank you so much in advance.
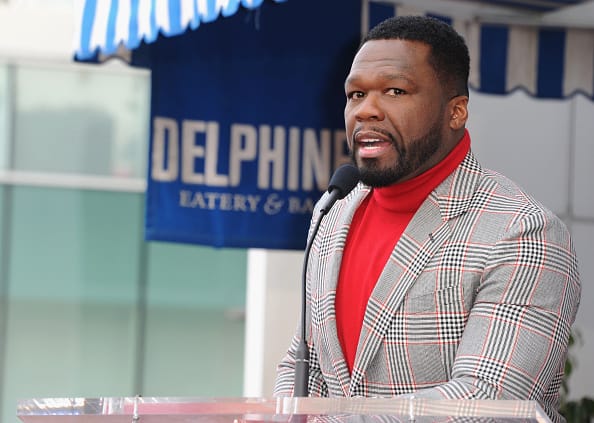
left=352, top=121, right=442, bottom=188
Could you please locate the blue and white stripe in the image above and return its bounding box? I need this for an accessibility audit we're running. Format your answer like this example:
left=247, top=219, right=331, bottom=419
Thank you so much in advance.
left=75, top=0, right=594, bottom=99
left=74, top=0, right=287, bottom=61
left=365, top=1, right=594, bottom=99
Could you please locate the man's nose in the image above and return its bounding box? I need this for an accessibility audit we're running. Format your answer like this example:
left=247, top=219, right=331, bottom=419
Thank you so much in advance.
left=355, top=93, right=385, bottom=121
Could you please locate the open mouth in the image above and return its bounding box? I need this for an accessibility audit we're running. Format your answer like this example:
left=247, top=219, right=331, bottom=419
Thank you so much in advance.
left=356, top=138, right=391, bottom=158
left=359, top=139, right=384, bottom=146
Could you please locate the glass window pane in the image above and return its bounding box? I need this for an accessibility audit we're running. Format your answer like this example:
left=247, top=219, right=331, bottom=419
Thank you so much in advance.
left=8, top=187, right=143, bottom=302
left=0, top=186, right=4, bottom=257
left=143, top=243, right=247, bottom=396
left=3, top=58, right=249, bottom=418
left=0, top=64, right=9, bottom=170
left=14, top=63, right=150, bottom=178
left=2, top=187, right=144, bottom=423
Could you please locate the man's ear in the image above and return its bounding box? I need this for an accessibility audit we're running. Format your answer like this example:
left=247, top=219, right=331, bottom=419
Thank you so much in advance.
left=449, top=96, right=469, bottom=130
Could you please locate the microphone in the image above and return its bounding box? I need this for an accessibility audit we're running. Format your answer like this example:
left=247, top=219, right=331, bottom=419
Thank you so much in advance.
left=293, top=163, right=360, bottom=397
left=318, top=163, right=361, bottom=215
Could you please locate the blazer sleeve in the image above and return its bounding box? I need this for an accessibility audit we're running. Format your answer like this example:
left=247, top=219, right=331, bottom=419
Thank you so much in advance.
left=273, top=331, right=300, bottom=396
left=273, top=331, right=328, bottom=397
left=273, top=233, right=329, bottom=398
left=403, top=209, right=580, bottom=420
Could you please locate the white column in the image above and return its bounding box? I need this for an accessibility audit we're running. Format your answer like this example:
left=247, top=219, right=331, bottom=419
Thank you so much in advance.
left=243, top=248, right=303, bottom=397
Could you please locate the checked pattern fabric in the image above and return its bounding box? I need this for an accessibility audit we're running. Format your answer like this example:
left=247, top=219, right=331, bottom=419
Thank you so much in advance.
left=274, top=149, right=580, bottom=423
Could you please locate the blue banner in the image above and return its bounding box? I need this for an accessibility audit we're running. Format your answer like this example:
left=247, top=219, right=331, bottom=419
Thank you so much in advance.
left=140, top=1, right=361, bottom=249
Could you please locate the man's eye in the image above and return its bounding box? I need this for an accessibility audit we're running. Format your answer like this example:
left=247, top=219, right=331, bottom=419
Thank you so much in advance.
left=386, top=88, right=405, bottom=96
left=347, top=91, right=364, bottom=100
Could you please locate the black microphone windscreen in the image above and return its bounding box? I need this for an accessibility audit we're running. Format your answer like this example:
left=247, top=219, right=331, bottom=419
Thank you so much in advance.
left=328, top=164, right=360, bottom=199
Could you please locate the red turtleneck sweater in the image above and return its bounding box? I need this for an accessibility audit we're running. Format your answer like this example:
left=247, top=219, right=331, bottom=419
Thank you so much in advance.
left=335, top=131, right=471, bottom=372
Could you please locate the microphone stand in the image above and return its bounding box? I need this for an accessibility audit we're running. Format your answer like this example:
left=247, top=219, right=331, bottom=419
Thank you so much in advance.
left=292, top=163, right=359, bottom=398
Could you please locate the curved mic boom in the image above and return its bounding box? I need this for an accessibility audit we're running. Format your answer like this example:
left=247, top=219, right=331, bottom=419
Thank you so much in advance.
left=293, top=163, right=360, bottom=397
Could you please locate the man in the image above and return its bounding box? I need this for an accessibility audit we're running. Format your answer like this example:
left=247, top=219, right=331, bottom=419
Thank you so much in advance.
left=273, top=15, right=581, bottom=423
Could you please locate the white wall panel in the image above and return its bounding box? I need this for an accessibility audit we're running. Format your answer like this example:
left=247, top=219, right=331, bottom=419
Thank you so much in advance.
left=467, top=90, right=571, bottom=216
left=572, top=95, right=594, bottom=219
left=568, top=222, right=594, bottom=399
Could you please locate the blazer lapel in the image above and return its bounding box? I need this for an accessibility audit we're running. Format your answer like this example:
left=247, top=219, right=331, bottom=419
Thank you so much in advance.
left=348, top=151, right=482, bottom=394
left=311, top=184, right=370, bottom=395
left=349, top=194, right=450, bottom=392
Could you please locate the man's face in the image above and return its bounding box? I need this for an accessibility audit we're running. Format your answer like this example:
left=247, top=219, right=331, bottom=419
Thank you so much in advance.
left=344, top=39, right=455, bottom=187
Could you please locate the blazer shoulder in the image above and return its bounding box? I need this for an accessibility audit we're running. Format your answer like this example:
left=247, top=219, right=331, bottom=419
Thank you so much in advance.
left=439, top=151, right=570, bottom=238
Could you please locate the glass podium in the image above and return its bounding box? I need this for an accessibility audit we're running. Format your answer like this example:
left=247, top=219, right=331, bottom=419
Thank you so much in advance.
left=17, top=397, right=552, bottom=423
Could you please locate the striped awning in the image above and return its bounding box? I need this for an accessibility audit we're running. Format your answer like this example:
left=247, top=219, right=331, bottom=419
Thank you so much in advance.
left=75, top=0, right=594, bottom=99
left=74, top=0, right=287, bottom=61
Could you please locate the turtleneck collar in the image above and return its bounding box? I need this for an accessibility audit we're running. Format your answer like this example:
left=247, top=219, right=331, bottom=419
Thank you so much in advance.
left=372, top=130, right=471, bottom=213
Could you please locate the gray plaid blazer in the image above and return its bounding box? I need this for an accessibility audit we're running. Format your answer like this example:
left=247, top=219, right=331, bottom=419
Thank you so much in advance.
left=274, top=150, right=581, bottom=423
